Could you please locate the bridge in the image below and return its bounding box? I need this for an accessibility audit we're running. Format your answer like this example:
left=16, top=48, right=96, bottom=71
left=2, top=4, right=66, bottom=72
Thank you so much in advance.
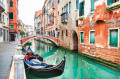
left=20, top=35, right=59, bottom=46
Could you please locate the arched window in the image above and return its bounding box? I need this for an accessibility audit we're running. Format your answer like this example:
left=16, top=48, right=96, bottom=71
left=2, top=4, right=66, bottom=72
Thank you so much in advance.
left=9, top=12, right=13, bottom=19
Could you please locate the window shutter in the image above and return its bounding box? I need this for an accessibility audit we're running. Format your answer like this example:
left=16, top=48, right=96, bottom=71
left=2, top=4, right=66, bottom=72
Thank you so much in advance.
left=81, top=32, right=84, bottom=43
left=10, top=2, right=13, bottom=7
left=79, top=3, right=82, bottom=16
left=69, top=2, right=71, bottom=13
left=82, top=1, right=84, bottom=15
left=91, top=0, right=94, bottom=12
left=110, top=30, right=118, bottom=47
left=107, top=0, right=113, bottom=5
left=76, top=0, right=79, bottom=9
left=90, top=31, right=95, bottom=44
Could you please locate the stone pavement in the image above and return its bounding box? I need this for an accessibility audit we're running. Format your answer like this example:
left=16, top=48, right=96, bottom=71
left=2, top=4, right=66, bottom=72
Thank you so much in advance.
left=0, top=42, right=17, bottom=79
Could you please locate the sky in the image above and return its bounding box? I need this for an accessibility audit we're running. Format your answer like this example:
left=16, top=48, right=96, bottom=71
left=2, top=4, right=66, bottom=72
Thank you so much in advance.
left=18, top=0, right=45, bottom=26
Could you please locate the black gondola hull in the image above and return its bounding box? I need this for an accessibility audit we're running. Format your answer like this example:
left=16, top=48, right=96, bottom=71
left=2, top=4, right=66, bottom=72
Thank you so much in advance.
left=24, top=47, right=66, bottom=78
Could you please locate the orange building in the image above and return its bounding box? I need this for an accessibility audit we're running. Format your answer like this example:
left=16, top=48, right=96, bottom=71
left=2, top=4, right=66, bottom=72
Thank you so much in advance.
left=8, top=0, right=18, bottom=41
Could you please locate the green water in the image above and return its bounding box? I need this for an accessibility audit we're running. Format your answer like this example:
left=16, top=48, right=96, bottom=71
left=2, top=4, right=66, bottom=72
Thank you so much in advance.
left=26, top=40, right=120, bottom=79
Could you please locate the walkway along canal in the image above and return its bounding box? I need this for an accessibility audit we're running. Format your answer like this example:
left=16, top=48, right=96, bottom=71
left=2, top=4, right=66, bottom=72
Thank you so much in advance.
left=25, top=39, right=120, bottom=79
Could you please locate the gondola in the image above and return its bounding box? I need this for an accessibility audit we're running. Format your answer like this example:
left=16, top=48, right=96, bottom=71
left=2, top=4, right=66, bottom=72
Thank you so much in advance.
left=24, top=47, right=66, bottom=78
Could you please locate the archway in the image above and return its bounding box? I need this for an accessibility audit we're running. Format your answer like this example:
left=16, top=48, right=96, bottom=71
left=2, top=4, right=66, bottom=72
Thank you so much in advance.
left=72, top=31, right=78, bottom=51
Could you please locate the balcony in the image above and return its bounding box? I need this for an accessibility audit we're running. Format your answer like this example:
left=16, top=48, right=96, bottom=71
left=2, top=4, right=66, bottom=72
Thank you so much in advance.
left=61, top=12, right=68, bottom=24
left=0, top=1, right=5, bottom=13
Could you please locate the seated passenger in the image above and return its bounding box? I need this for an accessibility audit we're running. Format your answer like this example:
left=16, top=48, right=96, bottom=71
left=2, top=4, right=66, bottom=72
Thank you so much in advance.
left=27, top=52, right=32, bottom=60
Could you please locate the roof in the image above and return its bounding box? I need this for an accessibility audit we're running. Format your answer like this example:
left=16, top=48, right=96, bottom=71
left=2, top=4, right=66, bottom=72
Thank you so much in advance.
left=36, top=10, right=42, bottom=17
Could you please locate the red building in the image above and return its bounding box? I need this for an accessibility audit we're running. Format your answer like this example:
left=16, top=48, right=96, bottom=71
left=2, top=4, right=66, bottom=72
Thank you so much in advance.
left=8, top=0, right=18, bottom=41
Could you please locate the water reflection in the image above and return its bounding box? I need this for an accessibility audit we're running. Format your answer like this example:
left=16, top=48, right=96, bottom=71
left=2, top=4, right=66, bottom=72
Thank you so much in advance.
left=26, top=39, right=120, bottom=79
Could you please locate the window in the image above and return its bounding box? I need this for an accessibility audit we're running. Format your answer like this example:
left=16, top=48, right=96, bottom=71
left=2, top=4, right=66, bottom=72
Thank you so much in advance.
left=109, top=29, right=118, bottom=47
left=62, top=30, right=63, bottom=36
left=64, top=6, right=66, bottom=12
left=69, top=2, right=71, bottom=14
left=66, top=4, right=68, bottom=13
left=58, top=0, right=59, bottom=4
left=76, top=20, right=78, bottom=27
left=0, top=28, right=2, bottom=36
left=62, top=8, right=63, bottom=13
left=76, top=0, right=79, bottom=9
left=3, top=30, right=5, bottom=41
left=10, top=2, right=13, bottom=7
left=9, top=12, right=13, bottom=19
left=7, top=31, right=9, bottom=41
left=90, top=31, right=95, bottom=44
left=66, top=30, right=68, bottom=36
left=107, top=0, right=119, bottom=5
left=3, top=15, right=4, bottom=23
left=81, top=32, right=84, bottom=43
left=0, top=13, right=1, bottom=22
left=91, top=0, right=94, bottom=12
left=79, top=1, right=84, bottom=16
left=10, top=25, right=14, bottom=29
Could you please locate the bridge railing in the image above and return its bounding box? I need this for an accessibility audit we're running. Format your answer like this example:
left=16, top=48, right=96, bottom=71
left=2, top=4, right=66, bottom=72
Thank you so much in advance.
left=21, top=34, right=59, bottom=40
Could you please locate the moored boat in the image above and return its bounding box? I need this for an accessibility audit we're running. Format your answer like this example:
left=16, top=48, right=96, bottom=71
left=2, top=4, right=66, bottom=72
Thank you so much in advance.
left=24, top=47, right=66, bottom=78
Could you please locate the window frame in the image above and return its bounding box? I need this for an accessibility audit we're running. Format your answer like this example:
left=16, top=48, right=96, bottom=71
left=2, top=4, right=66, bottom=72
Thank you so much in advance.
left=69, top=1, right=71, bottom=14
left=80, top=31, right=84, bottom=44
left=0, top=28, right=2, bottom=37
left=10, top=25, right=14, bottom=29
left=91, top=0, right=95, bottom=12
left=9, top=12, right=14, bottom=20
left=107, top=0, right=119, bottom=6
left=79, top=1, right=84, bottom=16
left=108, top=28, right=119, bottom=48
left=66, top=30, right=68, bottom=36
left=89, top=30, right=95, bottom=45
left=10, top=1, right=13, bottom=7
left=62, top=30, right=63, bottom=36
left=76, top=0, right=79, bottom=9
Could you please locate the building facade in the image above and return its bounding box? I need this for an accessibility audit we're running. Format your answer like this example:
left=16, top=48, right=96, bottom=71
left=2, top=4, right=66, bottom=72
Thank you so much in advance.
left=34, top=10, right=42, bottom=35
left=18, top=19, right=25, bottom=31
left=25, top=25, right=34, bottom=36
left=58, top=0, right=120, bottom=63
left=8, top=0, right=18, bottom=41
left=35, top=0, right=120, bottom=63
left=42, top=0, right=58, bottom=38
left=0, top=0, right=9, bottom=42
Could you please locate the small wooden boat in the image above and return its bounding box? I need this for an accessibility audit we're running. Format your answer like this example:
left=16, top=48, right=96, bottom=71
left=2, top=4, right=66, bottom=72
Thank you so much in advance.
left=24, top=47, right=66, bottom=78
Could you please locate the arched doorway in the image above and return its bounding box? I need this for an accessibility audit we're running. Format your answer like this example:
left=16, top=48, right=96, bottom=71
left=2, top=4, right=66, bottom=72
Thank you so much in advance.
left=72, top=31, right=78, bottom=51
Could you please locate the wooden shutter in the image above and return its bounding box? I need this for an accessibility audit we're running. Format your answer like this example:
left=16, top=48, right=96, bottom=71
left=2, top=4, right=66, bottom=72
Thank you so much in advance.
left=107, top=0, right=113, bottom=5
left=79, top=3, right=82, bottom=16
left=81, top=32, right=84, bottom=43
left=110, top=29, right=118, bottom=47
left=90, top=31, right=95, bottom=44
left=91, top=0, right=94, bottom=12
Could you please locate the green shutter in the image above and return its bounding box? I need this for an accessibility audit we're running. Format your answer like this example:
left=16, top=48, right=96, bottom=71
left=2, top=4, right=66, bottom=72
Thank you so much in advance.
left=79, top=3, right=82, bottom=16
left=79, top=2, right=84, bottom=16
left=110, top=29, right=118, bottom=47
left=81, top=32, right=84, bottom=43
left=82, top=2, right=84, bottom=15
left=3, top=30, right=5, bottom=41
left=90, top=31, right=95, bottom=44
left=107, top=0, right=113, bottom=5
left=10, top=25, right=14, bottom=29
left=91, top=0, right=94, bottom=12
left=10, top=2, right=13, bottom=7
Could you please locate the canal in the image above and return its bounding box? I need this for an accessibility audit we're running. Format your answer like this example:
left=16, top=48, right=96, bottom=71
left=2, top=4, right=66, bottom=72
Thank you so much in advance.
left=26, top=39, right=120, bottom=79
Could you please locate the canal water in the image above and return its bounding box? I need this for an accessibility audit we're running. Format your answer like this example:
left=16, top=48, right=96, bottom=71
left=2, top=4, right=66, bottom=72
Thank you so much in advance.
left=26, top=39, right=120, bottom=79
